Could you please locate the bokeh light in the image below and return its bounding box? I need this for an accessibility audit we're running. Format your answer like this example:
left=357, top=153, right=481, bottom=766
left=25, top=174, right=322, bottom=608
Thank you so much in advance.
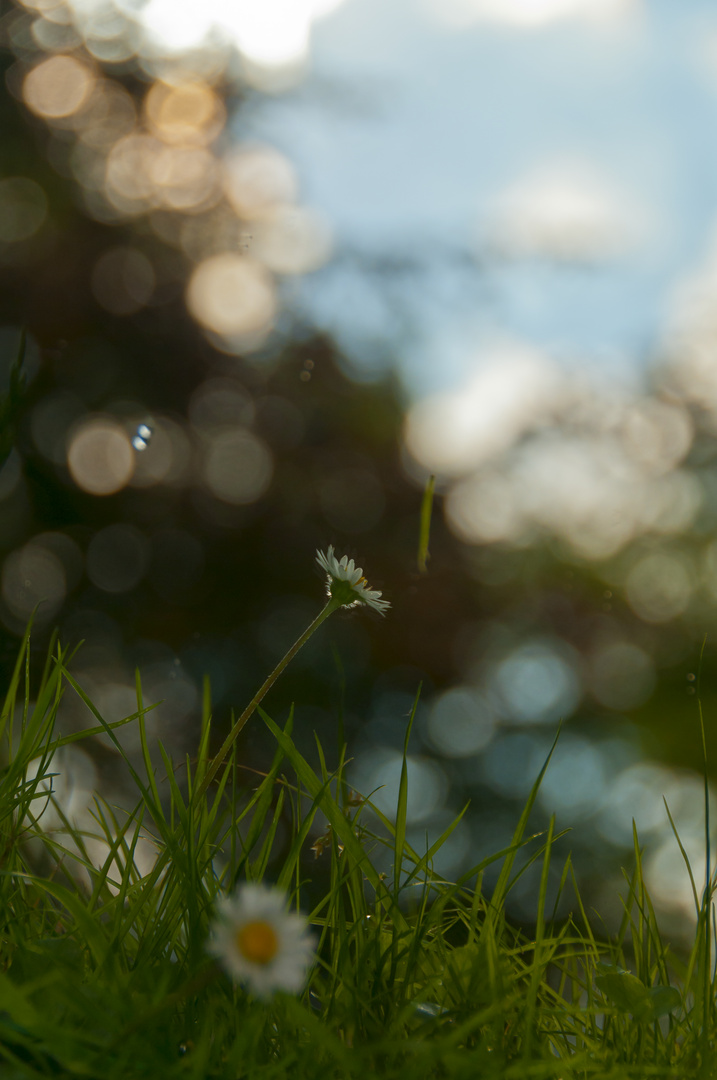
left=424, top=686, right=496, bottom=757
left=445, top=469, right=524, bottom=545
left=407, top=352, right=702, bottom=561
left=128, top=416, right=192, bottom=488
left=30, top=14, right=83, bottom=55
left=621, top=400, right=693, bottom=475
left=186, top=253, right=277, bottom=341
left=2, top=540, right=66, bottom=623
left=175, top=205, right=249, bottom=261
left=350, top=747, right=448, bottom=825
left=646, top=837, right=706, bottom=918
left=151, top=146, right=220, bottom=211
left=9, top=4, right=333, bottom=350
left=624, top=551, right=693, bottom=624
left=489, top=639, right=581, bottom=724
left=202, top=429, right=273, bottom=505
left=133, top=424, right=152, bottom=451
left=597, top=763, right=713, bottom=849
left=537, top=735, right=610, bottom=819
left=23, top=746, right=97, bottom=833
left=404, top=344, right=560, bottom=477
left=76, top=81, right=137, bottom=149
left=105, top=133, right=165, bottom=209
left=250, top=206, right=332, bottom=275
left=67, top=416, right=135, bottom=495
left=144, top=79, right=225, bottom=146
left=23, top=54, right=95, bottom=119
left=223, top=145, right=298, bottom=220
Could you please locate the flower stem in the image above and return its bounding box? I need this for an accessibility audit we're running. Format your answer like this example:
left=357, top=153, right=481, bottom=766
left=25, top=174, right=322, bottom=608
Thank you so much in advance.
left=196, top=598, right=340, bottom=801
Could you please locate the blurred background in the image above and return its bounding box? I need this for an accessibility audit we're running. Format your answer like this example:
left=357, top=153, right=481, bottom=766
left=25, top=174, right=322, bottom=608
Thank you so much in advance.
left=3, top=0, right=717, bottom=937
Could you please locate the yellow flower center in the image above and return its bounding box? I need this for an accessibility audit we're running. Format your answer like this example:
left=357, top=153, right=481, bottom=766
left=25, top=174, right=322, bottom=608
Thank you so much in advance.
left=235, top=919, right=279, bottom=965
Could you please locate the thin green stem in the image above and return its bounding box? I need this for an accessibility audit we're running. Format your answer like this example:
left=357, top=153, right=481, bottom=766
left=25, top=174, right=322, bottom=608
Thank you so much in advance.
left=195, top=598, right=340, bottom=801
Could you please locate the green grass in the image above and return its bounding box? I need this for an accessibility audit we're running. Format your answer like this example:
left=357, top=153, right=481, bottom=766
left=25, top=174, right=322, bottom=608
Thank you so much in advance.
left=0, top=628, right=716, bottom=1079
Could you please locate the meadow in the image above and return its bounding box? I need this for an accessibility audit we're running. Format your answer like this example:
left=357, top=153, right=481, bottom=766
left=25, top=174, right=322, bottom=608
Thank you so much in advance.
left=0, top=550, right=715, bottom=1080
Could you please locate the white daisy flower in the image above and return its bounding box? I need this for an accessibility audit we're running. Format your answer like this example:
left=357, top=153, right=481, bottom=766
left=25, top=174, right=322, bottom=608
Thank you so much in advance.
left=208, top=883, right=316, bottom=999
left=316, top=546, right=390, bottom=615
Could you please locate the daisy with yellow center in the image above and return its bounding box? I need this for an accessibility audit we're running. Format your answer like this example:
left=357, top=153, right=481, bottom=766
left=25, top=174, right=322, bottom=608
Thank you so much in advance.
left=316, top=546, right=390, bottom=615
left=208, top=883, right=316, bottom=998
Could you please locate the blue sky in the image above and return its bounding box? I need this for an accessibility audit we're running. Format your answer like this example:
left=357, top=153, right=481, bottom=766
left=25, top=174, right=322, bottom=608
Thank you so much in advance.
left=241, top=0, right=717, bottom=396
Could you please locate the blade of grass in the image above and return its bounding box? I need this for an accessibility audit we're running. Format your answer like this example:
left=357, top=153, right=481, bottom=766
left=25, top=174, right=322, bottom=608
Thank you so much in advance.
left=523, top=815, right=555, bottom=1060
left=259, top=707, right=405, bottom=925
left=394, top=685, right=421, bottom=900
left=417, top=474, right=435, bottom=573
left=695, top=635, right=710, bottom=889
left=486, top=727, right=561, bottom=926
left=402, top=803, right=470, bottom=888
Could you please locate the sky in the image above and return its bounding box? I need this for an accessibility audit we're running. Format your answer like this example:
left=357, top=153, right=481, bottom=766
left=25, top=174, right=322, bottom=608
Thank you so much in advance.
left=238, top=0, right=717, bottom=396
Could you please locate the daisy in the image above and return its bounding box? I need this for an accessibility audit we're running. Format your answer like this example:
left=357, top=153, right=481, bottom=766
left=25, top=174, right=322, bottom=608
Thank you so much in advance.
left=316, top=546, right=390, bottom=615
left=208, top=883, right=316, bottom=998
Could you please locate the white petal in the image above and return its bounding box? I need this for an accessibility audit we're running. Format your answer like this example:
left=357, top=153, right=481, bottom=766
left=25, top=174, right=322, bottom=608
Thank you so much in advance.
left=316, top=547, right=390, bottom=614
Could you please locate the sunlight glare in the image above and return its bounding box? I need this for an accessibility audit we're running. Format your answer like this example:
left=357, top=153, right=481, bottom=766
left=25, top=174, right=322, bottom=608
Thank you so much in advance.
left=404, top=344, right=561, bottom=476
left=138, top=0, right=347, bottom=68
left=140, top=0, right=215, bottom=54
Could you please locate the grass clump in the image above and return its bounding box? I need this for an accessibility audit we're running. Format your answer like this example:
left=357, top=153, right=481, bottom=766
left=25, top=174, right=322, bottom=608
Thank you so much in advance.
left=0, top=617, right=715, bottom=1079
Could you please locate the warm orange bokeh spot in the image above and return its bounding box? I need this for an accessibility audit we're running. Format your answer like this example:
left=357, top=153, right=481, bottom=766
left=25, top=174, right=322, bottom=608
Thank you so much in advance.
left=23, top=55, right=95, bottom=119
left=144, top=80, right=225, bottom=147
